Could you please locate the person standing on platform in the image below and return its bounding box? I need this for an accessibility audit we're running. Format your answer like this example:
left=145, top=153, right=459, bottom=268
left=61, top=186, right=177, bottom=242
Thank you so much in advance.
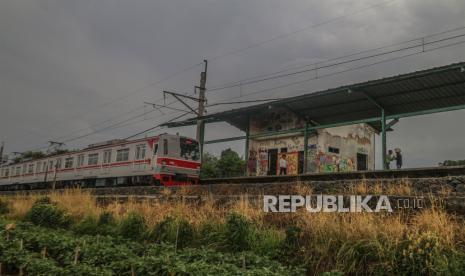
left=279, top=154, right=288, bottom=175
left=395, top=148, right=403, bottom=169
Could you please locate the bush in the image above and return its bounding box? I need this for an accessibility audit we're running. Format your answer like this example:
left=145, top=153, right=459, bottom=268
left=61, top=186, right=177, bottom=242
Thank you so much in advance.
left=0, top=199, right=9, bottom=215
left=151, top=216, right=194, bottom=249
left=198, top=222, right=227, bottom=248
left=250, top=227, right=284, bottom=257
left=225, top=213, right=253, bottom=252
left=96, top=211, right=118, bottom=236
left=396, top=231, right=449, bottom=275
left=24, top=198, right=71, bottom=228
left=98, top=211, right=116, bottom=226
left=73, top=216, right=99, bottom=236
left=119, top=213, right=147, bottom=240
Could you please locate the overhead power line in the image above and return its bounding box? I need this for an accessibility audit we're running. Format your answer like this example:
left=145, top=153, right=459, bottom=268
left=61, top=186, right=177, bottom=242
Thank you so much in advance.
left=207, top=0, right=396, bottom=62
left=206, top=37, right=465, bottom=107
left=209, top=25, right=465, bottom=90
left=208, top=29, right=465, bottom=92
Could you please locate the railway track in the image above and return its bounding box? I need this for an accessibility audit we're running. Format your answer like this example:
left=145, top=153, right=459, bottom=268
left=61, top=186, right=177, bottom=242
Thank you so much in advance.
left=201, top=166, right=465, bottom=185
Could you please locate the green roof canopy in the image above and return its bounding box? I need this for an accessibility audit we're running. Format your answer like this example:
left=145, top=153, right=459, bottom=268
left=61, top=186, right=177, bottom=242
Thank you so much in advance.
left=163, top=62, right=465, bottom=132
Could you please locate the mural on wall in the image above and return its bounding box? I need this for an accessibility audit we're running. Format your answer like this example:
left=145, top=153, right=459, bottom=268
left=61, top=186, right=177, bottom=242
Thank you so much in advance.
left=314, top=152, right=355, bottom=173
left=246, top=122, right=375, bottom=175
left=257, top=149, right=268, bottom=176
left=250, top=108, right=304, bottom=134
left=247, top=150, right=258, bottom=176
left=286, top=152, right=299, bottom=175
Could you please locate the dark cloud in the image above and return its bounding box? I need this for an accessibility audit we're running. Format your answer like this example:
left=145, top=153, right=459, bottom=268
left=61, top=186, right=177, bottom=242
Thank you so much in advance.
left=1, top=0, right=464, bottom=167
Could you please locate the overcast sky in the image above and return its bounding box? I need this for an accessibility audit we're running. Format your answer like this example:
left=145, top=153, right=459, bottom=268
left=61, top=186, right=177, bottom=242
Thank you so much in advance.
left=1, top=0, right=464, bottom=168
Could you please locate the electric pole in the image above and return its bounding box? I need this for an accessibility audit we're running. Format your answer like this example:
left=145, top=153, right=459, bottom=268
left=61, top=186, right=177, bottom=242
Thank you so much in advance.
left=197, top=60, right=208, bottom=160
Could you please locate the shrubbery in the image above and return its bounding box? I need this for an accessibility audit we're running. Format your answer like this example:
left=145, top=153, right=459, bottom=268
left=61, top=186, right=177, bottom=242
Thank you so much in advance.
left=119, top=212, right=147, bottom=240
left=23, top=197, right=71, bottom=228
left=0, top=221, right=302, bottom=275
left=151, top=216, right=194, bottom=249
left=0, top=199, right=9, bottom=215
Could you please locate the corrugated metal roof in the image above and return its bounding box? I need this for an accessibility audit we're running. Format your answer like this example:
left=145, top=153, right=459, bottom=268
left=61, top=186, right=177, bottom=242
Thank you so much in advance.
left=163, top=62, right=465, bottom=132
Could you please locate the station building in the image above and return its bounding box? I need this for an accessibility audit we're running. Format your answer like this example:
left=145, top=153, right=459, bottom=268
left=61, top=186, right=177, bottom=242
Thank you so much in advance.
left=163, top=62, right=465, bottom=176
left=246, top=107, right=375, bottom=176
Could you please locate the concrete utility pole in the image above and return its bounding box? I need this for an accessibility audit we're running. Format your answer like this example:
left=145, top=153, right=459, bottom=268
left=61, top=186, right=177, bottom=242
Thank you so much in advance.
left=197, top=60, right=208, bottom=160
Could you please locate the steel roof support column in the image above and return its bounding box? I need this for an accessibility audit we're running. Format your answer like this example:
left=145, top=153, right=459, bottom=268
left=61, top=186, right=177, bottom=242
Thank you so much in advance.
left=303, top=121, right=309, bottom=174
left=381, top=108, right=387, bottom=170
left=244, top=116, right=250, bottom=175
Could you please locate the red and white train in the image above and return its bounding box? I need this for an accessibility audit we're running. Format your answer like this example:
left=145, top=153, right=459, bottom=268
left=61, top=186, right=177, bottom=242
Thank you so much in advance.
left=0, top=134, right=200, bottom=190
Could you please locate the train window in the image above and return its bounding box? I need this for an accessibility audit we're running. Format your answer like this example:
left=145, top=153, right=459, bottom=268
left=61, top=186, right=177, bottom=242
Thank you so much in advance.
left=43, top=161, right=47, bottom=171
left=135, top=144, right=146, bottom=160
left=15, top=167, right=21, bottom=176
left=65, top=157, right=74, bottom=169
left=56, top=158, right=62, bottom=169
left=77, top=155, right=84, bottom=167
left=49, top=161, right=53, bottom=171
left=163, top=139, right=168, bottom=155
left=88, top=154, right=99, bottom=165
left=22, top=164, right=27, bottom=174
left=180, top=138, right=199, bottom=161
left=103, top=150, right=112, bottom=164
left=28, top=163, right=34, bottom=174
left=36, top=161, right=42, bottom=172
left=116, top=148, right=129, bottom=162
left=4, top=169, right=9, bottom=177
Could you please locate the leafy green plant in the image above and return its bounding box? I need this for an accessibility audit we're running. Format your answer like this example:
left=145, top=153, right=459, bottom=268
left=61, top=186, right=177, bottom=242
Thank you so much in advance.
left=0, top=199, right=9, bottom=215
left=397, top=231, right=449, bottom=275
left=225, top=213, right=253, bottom=252
left=73, top=216, right=99, bottom=236
left=24, top=198, right=71, bottom=228
left=151, top=216, right=194, bottom=249
left=119, top=212, right=147, bottom=240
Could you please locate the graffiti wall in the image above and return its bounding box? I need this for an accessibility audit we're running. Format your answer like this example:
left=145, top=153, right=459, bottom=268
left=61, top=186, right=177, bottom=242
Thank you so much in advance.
left=313, top=124, right=375, bottom=172
left=245, top=107, right=376, bottom=175
left=249, top=107, right=305, bottom=135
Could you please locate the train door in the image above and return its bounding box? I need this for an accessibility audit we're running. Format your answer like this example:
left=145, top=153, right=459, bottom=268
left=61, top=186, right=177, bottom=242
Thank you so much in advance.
left=267, top=149, right=278, bottom=175
left=134, top=144, right=147, bottom=171
left=102, top=150, right=112, bottom=174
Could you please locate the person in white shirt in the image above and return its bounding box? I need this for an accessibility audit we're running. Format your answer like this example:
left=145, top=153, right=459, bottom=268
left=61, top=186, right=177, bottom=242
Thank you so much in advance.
left=279, top=154, right=287, bottom=175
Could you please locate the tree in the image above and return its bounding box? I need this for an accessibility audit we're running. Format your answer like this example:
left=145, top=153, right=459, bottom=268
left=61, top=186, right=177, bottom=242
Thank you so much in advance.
left=200, top=149, right=245, bottom=179
left=13, top=151, right=46, bottom=163
left=200, top=153, right=220, bottom=178
left=217, top=148, right=246, bottom=178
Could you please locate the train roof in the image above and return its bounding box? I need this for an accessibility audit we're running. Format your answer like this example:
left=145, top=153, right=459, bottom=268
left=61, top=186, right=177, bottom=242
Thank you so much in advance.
left=0, top=133, right=195, bottom=168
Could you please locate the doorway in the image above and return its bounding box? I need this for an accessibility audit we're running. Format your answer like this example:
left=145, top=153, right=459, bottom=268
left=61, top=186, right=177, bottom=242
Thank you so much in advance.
left=268, top=149, right=278, bottom=175
left=357, top=153, right=368, bottom=171
left=298, top=151, right=304, bottom=174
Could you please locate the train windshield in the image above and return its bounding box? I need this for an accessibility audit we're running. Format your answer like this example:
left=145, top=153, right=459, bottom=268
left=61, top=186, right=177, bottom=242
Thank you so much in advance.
left=180, top=138, right=200, bottom=161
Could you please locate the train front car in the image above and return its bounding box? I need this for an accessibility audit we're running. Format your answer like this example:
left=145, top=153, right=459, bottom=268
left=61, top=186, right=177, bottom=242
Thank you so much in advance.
left=154, top=134, right=201, bottom=186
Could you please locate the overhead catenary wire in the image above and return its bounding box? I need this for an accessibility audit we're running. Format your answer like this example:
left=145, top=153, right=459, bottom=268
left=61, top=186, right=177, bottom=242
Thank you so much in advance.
left=208, top=25, right=465, bottom=91
left=207, top=0, right=396, bottom=62
left=205, top=38, right=465, bottom=109
left=208, top=30, right=465, bottom=92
